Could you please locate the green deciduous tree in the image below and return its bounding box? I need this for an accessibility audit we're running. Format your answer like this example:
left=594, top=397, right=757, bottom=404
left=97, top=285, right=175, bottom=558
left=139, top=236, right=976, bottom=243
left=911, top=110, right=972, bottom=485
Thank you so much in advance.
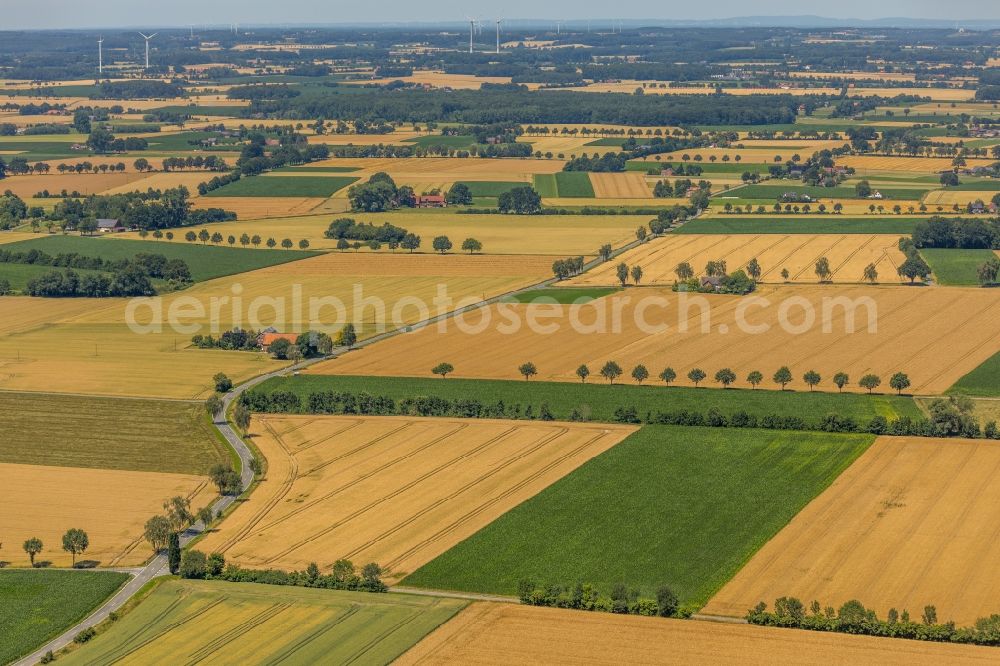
left=714, top=368, right=736, bottom=388
left=803, top=370, right=821, bottom=391
left=833, top=372, right=850, bottom=392
left=747, top=370, right=763, bottom=389
left=889, top=372, right=911, bottom=395
left=600, top=361, right=623, bottom=384
left=432, top=362, right=454, bottom=378
left=773, top=366, right=793, bottom=390
left=632, top=364, right=649, bottom=383
left=688, top=367, right=706, bottom=387
left=518, top=362, right=538, bottom=381
left=62, top=528, right=89, bottom=566
left=659, top=367, right=676, bottom=384
left=859, top=373, right=882, bottom=394
left=23, top=537, right=43, bottom=566
left=576, top=364, right=590, bottom=382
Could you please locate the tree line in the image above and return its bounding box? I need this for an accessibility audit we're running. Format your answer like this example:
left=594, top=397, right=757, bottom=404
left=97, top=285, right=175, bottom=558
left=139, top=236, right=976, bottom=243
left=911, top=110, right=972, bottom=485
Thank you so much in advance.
left=518, top=579, right=683, bottom=619
left=748, top=597, right=1000, bottom=648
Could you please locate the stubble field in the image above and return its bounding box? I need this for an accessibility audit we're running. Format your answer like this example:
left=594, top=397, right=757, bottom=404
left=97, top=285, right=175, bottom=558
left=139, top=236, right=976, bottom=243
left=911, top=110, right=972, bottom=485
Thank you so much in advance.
left=314, top=285, right=1000, bottom=395
left=198, top=415, right=636, bottom=579
left=567, top=234, right=908, bottom=285
left=397, top=602, right=1000, bottom=665
left=0, top=463, right=214, bottom=567
left=703, top=436, right=1000, bottom=627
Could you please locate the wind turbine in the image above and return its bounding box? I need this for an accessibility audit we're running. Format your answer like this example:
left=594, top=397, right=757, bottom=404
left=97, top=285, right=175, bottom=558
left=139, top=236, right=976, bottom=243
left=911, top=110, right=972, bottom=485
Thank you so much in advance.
left=97, top=38, right=104, bottom=75
left=468, top=18, right=475, bottom=53
left=138, top=32, right=157, bottom=70
left=495, top=18, right=501, bottom=54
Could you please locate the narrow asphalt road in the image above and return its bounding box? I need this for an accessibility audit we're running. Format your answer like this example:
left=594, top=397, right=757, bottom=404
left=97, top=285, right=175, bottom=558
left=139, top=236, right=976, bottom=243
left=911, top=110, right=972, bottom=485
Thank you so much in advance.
left=12, top=227, right=671, bottom=665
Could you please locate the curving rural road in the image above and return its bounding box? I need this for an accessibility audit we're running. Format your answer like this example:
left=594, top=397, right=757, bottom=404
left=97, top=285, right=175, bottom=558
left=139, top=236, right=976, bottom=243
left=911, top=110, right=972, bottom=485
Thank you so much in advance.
left=11, top=230, right=667, bottom=665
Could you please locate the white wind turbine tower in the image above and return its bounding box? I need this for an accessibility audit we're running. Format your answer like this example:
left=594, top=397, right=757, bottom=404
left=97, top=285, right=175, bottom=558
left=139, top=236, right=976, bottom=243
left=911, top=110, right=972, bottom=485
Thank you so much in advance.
left=468, top=18, right=475, bottom=53
left=495, top=18, right=501, bottom=54
left=97, top=38, right=104, bottom=75
left=138, top=32, right=157, bottom=70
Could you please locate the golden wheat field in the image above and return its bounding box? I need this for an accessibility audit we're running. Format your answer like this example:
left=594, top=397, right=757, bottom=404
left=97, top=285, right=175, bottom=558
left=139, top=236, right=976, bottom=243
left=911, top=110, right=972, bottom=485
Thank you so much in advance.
left=311, top=157, right=564, bottom=181
left=99, top=171, right=222, bottom=195
left=704, top=436, right=1000, bottom=627
left=922, top=190, right=997, bottom=206
left=589, top=172, right=653, bottom=198
left=347, top=70, right=521, bottom=90
left=836, top=155, right=996, bottom=173
left=198, top=415, right=635, bottom=579
left=397, top=603, right=1000, bottom=665
left=519, top=136, right=621, bottom=155
left=0, top=462, right=214, bottom=567
left=312, top=285, right=1000, bottom=395
left=142, top=212, right=640, bottom=255
left=307, top=131, right=426, bottom=146
left=0, top=254, right=548, bottom=398
left=0, top=173, right=143, bottom=197
left=567, top=234, right=908, bottom=286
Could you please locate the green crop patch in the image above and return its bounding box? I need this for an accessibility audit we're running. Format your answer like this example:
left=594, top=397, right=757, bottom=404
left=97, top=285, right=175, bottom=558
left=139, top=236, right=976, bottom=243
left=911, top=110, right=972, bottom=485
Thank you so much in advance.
left=0, top=570, right=129, bottom=665
left=0, top=262, right=112, bottom=292
left=4, top=236, right=316, bottom=283
left=921, top=248, right=998, bottom=286
left=554, top=172, right=596, bottom=197
left=532, top=174, right=558, bottom=197
left=404, top=426, right=873, bottom=605
left=949, top=350, right=1000, bottom=397
left=677, top=216, right=920, bottom=234
left=202, top=175, right=358, bottom=198
left=0, top=392, right=228, bottom=475
left=506, top=287, right=620, bottom=303
left=60, top=579, right=466, bottom=666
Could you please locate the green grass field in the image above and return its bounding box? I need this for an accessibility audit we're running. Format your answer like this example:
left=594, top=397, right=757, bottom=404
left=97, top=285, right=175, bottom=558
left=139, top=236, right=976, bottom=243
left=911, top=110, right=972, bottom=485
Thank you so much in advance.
left=0, top=569, right=129, bottom=665
left=403, top=426, right=873, bottom=605
left=948, top=350, right=1000, bottom=397
left=0, top=392, right=228, bottom=475
left=554, top=172, right=596, bottom=197
left=4, top=236, right=316, bottom=282
left=203, top=175, right=358, bottom=197
left=60, top=580, right=466, bottom=666
left=677, top=216, right=920, bottom=234
left=0, top=262, right=113, bottom=292
left=252, top=375, right=921, bottom=425
left=921, top=248, right=998, bottom=285
left=506, top=287, right=620, bottom=304
left=532, top=174, right=558, bottom=197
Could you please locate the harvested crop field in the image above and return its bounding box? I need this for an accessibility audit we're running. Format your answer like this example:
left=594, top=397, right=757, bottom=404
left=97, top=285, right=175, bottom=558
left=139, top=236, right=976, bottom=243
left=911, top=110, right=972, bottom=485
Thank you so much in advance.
left=0, top=463, right=214, bottom=567
left=703, top=436, right=1000, bottom=627
left=61, top=579, right=466, bottom=666
left=98, top=171, right=223, bottom=196
left=198, top=415, right=636, bottom=579
left=589, top=172, right=653, bottom=198
left=0, top=253, right=547, bottom=399
left=836, top=155, right=995, bottom=173
left=310, top=157, right=563, bottom=181
left=567, top=234, right=908, bottom=286
left=166, top=212, right=640, bottom=255
left=314, top=285, right=1000, bottom=395
left=0, top=173, right=140, bottom=197
left=922, top=190, right=997, bottom=206
left=398, top=603, right=1000, bottom=665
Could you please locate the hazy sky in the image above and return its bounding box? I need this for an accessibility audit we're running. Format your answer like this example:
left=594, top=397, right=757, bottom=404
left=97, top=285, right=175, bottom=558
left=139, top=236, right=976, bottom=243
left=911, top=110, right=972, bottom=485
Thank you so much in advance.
left=4, top=0, right=997, bottom=29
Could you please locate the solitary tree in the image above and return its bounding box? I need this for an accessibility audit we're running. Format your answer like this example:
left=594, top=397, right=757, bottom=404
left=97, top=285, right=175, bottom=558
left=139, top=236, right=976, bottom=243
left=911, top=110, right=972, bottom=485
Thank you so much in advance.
left=675, top=262, right=694, bottom=281
left=518, top=362, right=538, bottom=381
left=616, top=262, right=629, bottom=287
left=233, top=403, right=251, bottom=437
left=815, top=257, right=832, bottom=282
left=863, top=263, right=879, bottom=284
left=212, top=372, right=232, bottom=393
left=715, top=368, right=737, bottom=388
left=803, top=370, right=821, bottom=391
left=23, top=537, right=43, bottom=566
left=62, top=528, right=89, bottom=566
left=747, top=258, right=762, bottom=281
left=833, top=372, right=850, bottom=392
left=600, top=361, right=623, bottom=385
left=859, top=373, right=882, bottom=394
left=461, top=238, right=483, bottom=254
left=780, top=268, right=790, bottom=282
left=432, top=362, right=454, bottom=378
left=632, top=364, right=649, bottom=384
left=576, top=364, right=590, bottom=383
left=889, top=372, right=911, bottom=395
left=659, top=367, right=676, bottom=385
left=432, top=235, right=453, bottom=254
left=631, top=265, right=643, bottom=286
left=773, top=366, right=793, bottom=390
left=143, top=515, right=171, bottom=552
left=688, top=368, right=707, bottom=387
left=747, top=370, right=763, bottom=389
